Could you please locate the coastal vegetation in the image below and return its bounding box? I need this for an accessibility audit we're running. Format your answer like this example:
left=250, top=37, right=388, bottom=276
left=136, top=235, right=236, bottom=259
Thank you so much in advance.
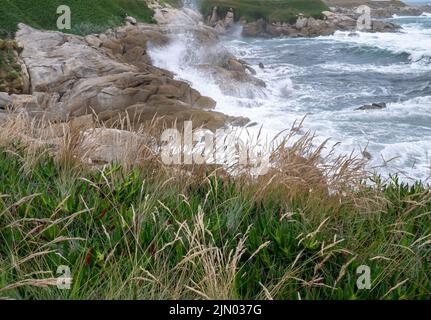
left=200, top=0, right=329, bottom=23
left=1, top=0, right=430, bottom=301
left=0, top=116, right=430, bottom=299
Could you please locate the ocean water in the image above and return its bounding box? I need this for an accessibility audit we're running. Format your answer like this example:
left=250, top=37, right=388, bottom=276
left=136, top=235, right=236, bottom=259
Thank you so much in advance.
left=149, top=14, right=431, bottom=182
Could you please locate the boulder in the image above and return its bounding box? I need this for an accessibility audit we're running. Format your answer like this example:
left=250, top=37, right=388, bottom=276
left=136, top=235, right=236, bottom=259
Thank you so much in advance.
left=153, top=6, right=203, bottom=26
left=209, top=6, right=219, bottom=25
left=371, top=21, right=400, bottom=33
left=11, top=24, right=239, bottom=130
left=356, top=102, right=387, bottom=111
left=242, top=19, right=267, bottom=37
left=295, top=16, right=309, bottom=29
left=0, top=92, right=11, bottom=109
left=226, top=58, right=246, bottom=72
left=84, top=35, right=103, bottom=48
left=322, top=11, right=336, bottom=20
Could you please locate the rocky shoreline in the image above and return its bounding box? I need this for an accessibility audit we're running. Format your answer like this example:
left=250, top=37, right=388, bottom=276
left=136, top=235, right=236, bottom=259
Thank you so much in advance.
left=205, top=5, right=403, bottom=38
left=1, top=0, right=430, bottom=154
left=0, top=6, right=263, bottom=133
left=240, top=11, right=400, bottom=38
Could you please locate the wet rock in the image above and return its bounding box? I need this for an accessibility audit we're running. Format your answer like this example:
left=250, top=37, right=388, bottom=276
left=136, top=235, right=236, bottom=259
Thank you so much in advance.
left=371, top=21, right=401, bottom=33
left=242, top=19, right=268, bottom=37
left=356, top=102, right=387, bottom=111
left=295, top=16, right=308, bottom=29
left=193, top=96, right=217, bottom=110
left=240, top=11, right=400, bottom=38
left=125, top=16, right=137, bottom=26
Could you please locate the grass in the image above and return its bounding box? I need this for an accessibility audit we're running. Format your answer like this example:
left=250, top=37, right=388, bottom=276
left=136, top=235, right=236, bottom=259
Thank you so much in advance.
left=0, top=115, right=430, bottom=300
left=200, top=0, right=329, bottom=23
left=0, top=39, right=24, bottom=94
left=0, top=0, right=155, bottom=38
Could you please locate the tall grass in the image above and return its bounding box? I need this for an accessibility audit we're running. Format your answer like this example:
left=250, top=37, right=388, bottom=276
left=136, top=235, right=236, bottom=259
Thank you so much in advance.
left=0, top=114, right=430, bottom=300
left=0, top=0, right=155, bottom=38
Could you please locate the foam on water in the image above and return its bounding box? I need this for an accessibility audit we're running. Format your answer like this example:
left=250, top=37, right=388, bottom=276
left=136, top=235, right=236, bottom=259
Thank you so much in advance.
left=149, top=16, right=431, bottom=182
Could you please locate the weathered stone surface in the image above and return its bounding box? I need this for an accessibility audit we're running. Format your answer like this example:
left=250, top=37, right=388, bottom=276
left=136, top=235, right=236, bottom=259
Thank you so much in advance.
left=356, top=102, right=387, bottom=111
left=242, top=19, right=268, bottom=37
left=12, top=23, right=238, bottom=129
left=125, top=15, right=137, bottom=26
left=0, top=92, right=11, bottom=109
left=193, top=96, right=217, bottom=110
left=97, top=100, right=228, bottom=131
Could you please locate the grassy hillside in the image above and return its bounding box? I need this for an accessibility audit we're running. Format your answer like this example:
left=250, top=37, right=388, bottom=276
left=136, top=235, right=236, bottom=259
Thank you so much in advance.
left=0, top=0, right=155, bottom=38
left=200, top=0, right=329, bottom=23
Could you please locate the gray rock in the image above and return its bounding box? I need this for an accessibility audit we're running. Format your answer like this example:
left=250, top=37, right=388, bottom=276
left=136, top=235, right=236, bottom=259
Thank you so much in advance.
left=356, top=102, right=387, bottom=111
left=0, top=92, right=12, bottom=109
left=125, top=16, right=137, bottom=26
left=224, top=8, right=235, bottom=28
left=12, top=24, right=228, bottom=129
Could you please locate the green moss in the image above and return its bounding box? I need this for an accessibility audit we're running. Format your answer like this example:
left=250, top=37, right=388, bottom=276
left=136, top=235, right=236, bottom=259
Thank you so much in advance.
left=0, top=0, right=155, bottom=38
left=201, top=0, right=329, bottom=23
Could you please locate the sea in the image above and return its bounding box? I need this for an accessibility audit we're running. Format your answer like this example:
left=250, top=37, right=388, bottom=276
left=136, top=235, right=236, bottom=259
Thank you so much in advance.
left=149, top=11, right=431, bottom=182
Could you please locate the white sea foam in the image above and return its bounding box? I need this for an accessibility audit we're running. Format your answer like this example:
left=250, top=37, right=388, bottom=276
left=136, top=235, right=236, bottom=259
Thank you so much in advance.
left=149, top=16, right=431, bottom=182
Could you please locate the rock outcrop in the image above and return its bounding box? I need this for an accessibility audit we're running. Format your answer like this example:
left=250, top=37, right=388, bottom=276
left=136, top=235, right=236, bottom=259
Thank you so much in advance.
left=372, top=5, right=431, bottom=18
left=4, top=20, right=252, bottom=130
left=206, top=7, right=237, bottom=35
left=325, top=1, right=431, bottom=18
left=242, top=11, right=400, bottom=38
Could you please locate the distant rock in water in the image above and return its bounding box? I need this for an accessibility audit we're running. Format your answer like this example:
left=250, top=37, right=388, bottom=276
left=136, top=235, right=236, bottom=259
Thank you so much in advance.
left=356, top=102, right=387, bottom=111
